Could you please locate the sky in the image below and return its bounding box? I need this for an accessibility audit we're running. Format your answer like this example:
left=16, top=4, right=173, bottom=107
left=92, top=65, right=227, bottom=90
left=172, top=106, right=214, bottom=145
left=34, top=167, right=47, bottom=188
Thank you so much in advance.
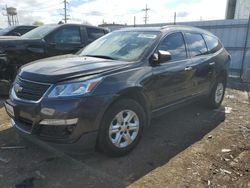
left=0, top=0, right=227, bottom=28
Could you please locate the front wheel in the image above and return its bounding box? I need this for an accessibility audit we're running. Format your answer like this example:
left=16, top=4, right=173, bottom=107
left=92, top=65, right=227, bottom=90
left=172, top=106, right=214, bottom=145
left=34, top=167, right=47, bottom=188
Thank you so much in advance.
left=206, top=77, right=226, bottom=109
left=97, top=99, right=146, bottom=157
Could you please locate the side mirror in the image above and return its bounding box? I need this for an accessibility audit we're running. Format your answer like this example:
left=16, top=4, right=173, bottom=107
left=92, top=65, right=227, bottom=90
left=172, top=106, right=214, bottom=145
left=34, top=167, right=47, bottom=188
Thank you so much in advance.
left=151, top=50, right=171, bottom=64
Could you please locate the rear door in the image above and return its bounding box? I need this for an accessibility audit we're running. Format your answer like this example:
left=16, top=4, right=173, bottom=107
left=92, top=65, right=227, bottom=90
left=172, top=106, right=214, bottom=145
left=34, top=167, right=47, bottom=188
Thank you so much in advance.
left=202, top=34, right=223, bottom=82
left=150, top=32, right=194, bottom=110
left=45, top=25, right=83, bottom=57
left=184, top=32, right=212, bottom=95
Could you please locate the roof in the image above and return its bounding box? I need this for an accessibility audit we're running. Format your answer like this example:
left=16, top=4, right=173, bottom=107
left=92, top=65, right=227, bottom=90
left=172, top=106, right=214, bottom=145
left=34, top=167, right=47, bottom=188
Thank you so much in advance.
left=6, top=25, right=37, bottom=28
left=43, top=23, right=109, bottom=31
left=119, top=25, right=214, bottom=36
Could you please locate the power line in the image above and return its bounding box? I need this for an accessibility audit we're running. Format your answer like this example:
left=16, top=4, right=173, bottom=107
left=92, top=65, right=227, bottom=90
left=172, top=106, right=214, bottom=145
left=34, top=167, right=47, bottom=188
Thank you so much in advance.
left=62, top=0, right=70, bottom=23
left=1, top=2, right=60, bottom=12
left=142, top=4, right=150, bottom=24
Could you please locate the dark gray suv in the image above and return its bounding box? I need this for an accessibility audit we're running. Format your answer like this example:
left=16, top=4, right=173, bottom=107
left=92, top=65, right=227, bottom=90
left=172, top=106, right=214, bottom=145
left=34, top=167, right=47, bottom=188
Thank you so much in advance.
left=5, top=25, right=231, bottom=156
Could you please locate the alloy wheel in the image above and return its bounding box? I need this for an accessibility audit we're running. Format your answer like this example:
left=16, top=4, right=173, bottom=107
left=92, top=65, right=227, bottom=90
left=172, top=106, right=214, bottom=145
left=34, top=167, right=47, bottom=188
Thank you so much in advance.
left=215, top=82, right=224, bottom=104
left=109, top=110, right=140, bottom=148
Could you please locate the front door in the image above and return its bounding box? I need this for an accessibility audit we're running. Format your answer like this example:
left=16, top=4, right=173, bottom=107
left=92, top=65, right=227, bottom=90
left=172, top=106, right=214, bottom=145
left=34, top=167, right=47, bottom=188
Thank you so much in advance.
left=45, top=25, right=83, bottom=57
left=150, top=32, right=193, bottom=110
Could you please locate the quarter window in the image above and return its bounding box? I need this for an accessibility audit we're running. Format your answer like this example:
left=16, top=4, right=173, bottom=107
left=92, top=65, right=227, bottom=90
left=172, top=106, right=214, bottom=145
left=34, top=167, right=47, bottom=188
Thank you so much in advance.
left=157, top=32, right=187, bottom=61
left=185, top=33, right=207, bottom=57
left=203, top=34, right=222, bottom=53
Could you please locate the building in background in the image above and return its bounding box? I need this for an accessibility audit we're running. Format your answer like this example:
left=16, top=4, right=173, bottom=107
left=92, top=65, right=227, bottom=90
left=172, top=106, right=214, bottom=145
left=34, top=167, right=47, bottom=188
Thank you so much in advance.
left=226, top=0, right=250, bottom=19
left=98, top=23, right=126, bottom=31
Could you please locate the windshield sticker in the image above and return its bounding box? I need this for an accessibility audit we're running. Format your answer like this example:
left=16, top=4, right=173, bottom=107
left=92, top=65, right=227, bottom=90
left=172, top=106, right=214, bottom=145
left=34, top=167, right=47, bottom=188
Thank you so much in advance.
left=137, top=34, right=157, bottom=39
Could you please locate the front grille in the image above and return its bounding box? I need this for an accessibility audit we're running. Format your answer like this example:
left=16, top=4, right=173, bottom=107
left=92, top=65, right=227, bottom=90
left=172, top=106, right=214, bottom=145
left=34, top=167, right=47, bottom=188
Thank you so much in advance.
left=15, top=77, right=50, bottom=101
left=39, top=125, right=71, bottom=139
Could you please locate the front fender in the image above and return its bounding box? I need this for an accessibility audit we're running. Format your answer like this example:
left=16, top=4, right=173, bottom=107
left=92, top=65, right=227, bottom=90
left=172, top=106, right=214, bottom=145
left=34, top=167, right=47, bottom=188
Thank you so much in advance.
left=108, top=86, right=151, bottom=127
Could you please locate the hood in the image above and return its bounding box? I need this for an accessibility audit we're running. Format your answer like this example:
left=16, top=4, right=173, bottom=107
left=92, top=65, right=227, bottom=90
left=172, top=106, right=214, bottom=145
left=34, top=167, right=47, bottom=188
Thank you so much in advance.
left=0, top=36, right=20, bottom=40
left=0, top=37, right=41, bottom=47
left=19, top=54, right=130, bottom=83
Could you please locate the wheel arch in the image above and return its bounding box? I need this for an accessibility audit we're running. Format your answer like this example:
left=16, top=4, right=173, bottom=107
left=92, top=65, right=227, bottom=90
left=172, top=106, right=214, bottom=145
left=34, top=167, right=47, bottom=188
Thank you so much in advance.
left=214, top=69, right=228, bottom=89
left=95, top=87, right=151, bottom=152
left=104, top=87, right=151, bottom=127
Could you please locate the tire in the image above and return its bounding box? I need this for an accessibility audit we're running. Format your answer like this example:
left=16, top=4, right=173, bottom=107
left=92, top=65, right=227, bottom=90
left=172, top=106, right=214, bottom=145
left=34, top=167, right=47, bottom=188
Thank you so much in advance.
left=97, top=99, right=146, bottom=157
left=206, top=77, right=226, bottom=109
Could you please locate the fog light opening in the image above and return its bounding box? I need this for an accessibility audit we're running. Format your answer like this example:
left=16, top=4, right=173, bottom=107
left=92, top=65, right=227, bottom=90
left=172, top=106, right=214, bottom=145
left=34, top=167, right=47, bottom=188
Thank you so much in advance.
left=66, top=125, right=75, bottom=133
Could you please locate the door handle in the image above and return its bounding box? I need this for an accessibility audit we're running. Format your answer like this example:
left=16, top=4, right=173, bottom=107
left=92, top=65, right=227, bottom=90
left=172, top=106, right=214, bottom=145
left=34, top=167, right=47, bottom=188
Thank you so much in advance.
left=48, top=42, right=56, bottom=47
left=184, top=66, right=193, bottom=71
left=209, top=62, right=215, bottom=66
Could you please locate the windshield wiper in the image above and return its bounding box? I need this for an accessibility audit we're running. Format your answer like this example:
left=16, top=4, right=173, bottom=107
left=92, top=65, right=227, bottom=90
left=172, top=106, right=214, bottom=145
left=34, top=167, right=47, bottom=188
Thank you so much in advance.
left=85, top=55, right=115, bottom=60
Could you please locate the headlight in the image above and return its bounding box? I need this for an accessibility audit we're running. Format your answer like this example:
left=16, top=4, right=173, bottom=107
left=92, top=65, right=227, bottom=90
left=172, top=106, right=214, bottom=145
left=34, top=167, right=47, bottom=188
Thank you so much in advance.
left=48, top=77, right=102, bottom=98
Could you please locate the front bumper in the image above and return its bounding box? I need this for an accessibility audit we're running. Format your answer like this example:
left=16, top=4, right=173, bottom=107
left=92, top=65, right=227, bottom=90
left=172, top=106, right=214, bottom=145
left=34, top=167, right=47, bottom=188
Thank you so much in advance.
left=4, top=94, right=113, bottom=147
left=10, top=118, right=99, bottom=153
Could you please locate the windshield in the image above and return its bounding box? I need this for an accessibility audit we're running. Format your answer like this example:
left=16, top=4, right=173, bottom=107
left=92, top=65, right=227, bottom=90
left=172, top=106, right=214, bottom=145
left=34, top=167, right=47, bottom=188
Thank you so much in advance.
left=79, top=31, right=160, bottom=62
left=21, top=25, right=58, bottom=39
left=0, top=26, right=15, bottom=36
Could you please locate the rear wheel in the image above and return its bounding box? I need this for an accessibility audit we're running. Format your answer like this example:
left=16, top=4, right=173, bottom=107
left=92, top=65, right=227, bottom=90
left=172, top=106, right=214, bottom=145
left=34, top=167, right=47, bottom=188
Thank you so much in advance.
left=206, top=77, right=226, bottom=109
left=97, top=99, right=146, bottom=157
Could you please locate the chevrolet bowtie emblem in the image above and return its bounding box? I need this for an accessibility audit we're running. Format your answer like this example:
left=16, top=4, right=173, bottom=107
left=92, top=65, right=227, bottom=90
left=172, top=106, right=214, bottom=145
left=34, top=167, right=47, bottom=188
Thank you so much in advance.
left=14, top=84, right=23, bottom=93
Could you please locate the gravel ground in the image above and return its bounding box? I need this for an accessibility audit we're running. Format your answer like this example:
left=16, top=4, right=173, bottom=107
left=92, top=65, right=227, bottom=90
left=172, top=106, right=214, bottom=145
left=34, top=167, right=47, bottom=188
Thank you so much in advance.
left=130, top=86, right=250, bottom=188
left=0, top=84, right=249, bottom=188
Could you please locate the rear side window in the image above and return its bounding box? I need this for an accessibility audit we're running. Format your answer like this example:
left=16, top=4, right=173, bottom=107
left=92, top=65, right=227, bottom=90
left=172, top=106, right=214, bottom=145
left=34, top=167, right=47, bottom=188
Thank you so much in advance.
left=157, top=32, right=187, bottom=61
left=185, top=33, right=207, bottom=57
left=86, top=27, right=105, bottom=43
left=203, top=34, right=222, bottom=53
left=50, top=26, right=81, bottom=44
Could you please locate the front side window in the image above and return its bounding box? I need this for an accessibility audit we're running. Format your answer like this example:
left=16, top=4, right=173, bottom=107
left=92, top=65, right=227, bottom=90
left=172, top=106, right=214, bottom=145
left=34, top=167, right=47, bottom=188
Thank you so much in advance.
left=21, top=25, right=58, bottom=39
left=12, top=28, right=28, bottom=35
left=49, top=26, right=81, bottom=44
left=203, top=34, right=222, bottom=53
left=157, top=32, right=187, bottom=61
left=11, top=27, right=32, bottom=35
left=79, top=31, right=160, bottom=62
left=185, top=33, right=207, bottom=57
left=86, top=27, right=105, bottom=43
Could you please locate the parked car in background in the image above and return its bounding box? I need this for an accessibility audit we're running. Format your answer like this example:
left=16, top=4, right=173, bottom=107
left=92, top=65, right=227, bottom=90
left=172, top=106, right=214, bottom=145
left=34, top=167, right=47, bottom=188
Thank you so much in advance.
left=0, top=24, right=109, bottom=95
left=5, top=25, right=231, bottom=156
left=0, top=25, right=37, bottom=36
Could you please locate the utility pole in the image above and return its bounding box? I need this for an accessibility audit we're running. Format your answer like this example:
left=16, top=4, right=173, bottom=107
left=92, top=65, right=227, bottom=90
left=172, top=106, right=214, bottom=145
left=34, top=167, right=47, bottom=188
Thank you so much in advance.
left=134, top=16, right=136, bottom=27
left=142, top=4, right=150, bottom=24
left=62, top=0, right=69, bottom=23
left=174, top=12, right=176, bottom=25
left=240, top=13, right=250, bottom=81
